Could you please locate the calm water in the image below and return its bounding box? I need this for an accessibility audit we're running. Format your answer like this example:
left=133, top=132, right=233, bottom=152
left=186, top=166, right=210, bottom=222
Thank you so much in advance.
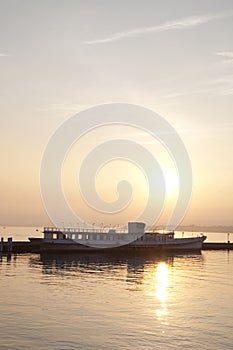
left=0, top=250, right=232, bottom=349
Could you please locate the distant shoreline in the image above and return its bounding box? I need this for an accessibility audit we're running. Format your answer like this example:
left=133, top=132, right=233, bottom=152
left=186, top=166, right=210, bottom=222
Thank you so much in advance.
left=177, top=226, right=233, bottom=233
left=1, top=224, right=233, bottom=234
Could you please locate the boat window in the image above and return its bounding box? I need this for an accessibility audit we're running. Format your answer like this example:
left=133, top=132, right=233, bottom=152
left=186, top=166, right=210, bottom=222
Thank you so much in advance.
left=78, top=234, right=82, bottom=240
left=86, top=234, right=89, bottom=240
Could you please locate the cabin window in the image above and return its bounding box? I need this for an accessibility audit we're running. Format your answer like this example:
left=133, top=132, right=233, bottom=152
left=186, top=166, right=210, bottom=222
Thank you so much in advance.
left=78, top=234, right=82, bottom=240
left=86, top=234, right=89, bottom=240
left=92, top=234, right=96, bottom=240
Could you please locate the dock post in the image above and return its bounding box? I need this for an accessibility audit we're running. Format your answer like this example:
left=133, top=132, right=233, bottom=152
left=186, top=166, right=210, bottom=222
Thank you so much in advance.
left=0, top=237, right=3, bottom=252
left=227, top=233, right=230, bottom=244
left=7, top=237, right=12, bottom=253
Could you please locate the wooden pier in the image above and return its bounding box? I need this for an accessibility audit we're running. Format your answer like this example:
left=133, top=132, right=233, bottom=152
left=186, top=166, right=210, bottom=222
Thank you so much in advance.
left=202, top=242, right=233, bottom=250
left=0, top=238, right=42, bottom=253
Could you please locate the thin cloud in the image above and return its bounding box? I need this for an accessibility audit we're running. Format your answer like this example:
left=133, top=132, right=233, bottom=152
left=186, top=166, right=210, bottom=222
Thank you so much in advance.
left=216, top=51, right=233, bottom=64
left=84, top=11, right=232, bottom=44
left=216, top=51, right=233, bottom=58
left=0, top=53, right=12, bottom=57
left=36, top=103, right=91, bottom=113
left=160, top=75, right=233, bottom=98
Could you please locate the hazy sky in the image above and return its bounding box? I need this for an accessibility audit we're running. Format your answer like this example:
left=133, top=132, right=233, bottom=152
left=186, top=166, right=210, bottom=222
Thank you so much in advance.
left=0, top=0, right=233, bottom=227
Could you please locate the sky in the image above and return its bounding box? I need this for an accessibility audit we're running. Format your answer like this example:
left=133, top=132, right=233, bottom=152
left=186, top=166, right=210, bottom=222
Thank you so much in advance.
left=0, top=0, right=233, bottom=227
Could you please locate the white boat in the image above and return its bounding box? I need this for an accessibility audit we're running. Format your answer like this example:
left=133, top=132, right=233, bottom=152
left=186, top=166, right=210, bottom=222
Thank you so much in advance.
left=35, top=222, right=207, bottom=253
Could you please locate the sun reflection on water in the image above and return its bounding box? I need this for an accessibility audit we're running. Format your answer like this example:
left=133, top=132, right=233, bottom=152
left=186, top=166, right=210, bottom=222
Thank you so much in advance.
left=155, top=262, right=169, bottom=326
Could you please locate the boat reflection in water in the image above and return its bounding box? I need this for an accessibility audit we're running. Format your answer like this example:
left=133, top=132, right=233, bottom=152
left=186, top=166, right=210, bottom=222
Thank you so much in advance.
left=31, top=252, right=203, bottom=286
left=35, top=252, right=175, bottom=275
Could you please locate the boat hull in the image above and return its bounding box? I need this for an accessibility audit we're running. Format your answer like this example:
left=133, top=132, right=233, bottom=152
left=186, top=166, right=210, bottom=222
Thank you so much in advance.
left=40, top=236, right=206, bottom=253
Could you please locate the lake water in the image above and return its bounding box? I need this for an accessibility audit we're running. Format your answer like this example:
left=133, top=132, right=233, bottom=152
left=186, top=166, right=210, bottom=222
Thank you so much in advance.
left=0, top=249, right=232, bottom=349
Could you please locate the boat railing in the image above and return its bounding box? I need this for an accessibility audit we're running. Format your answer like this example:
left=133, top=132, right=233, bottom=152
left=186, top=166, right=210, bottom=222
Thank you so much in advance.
left=44, top=227, right=127, bottom=234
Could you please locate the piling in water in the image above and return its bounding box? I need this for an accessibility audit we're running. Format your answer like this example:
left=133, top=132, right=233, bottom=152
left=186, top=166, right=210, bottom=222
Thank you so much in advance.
left=0, top=237, right=4, bottom=252
left=7, top=237, right=12, bottom=253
